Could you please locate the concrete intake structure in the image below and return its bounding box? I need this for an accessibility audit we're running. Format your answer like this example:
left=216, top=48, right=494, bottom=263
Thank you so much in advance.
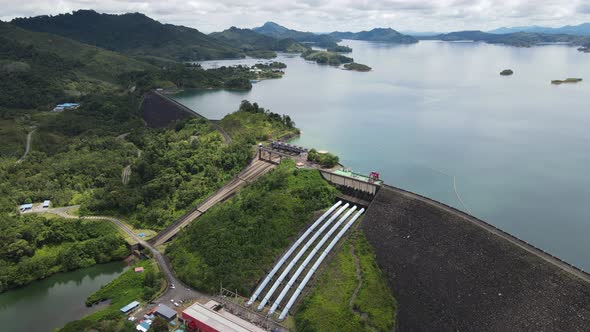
left=256, top=204, right=350, bottom=311
left=247, top=201, right=343, bottom=306
left=268, top=206, right=358, bottom=316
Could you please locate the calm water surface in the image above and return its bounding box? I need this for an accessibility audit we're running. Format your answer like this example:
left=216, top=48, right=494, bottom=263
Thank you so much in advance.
left=173, top=40, right=590, bottom=270
left=0, top=262, right=126, bottom=332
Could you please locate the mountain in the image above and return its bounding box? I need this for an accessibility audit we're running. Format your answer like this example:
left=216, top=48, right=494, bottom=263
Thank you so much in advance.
left=423, top=30, right=590, bottom=47
left=0, top=20, right=155, bottom=109
left=209, top=27, right=308, bottom=57
left=253, top=22, right=341, bottom=47
left=400, top=30, right=440, bottom=37
left=329, top=28, right=418, bottom=43
left=426, top=30, right=494, bottom=41
left=489, top=23, right=590, bottom=36
left=11, top=10, right=241, bottom=61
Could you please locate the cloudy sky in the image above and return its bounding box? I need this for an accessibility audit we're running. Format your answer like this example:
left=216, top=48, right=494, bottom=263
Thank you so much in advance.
left=1, top=0, right=589, bottom=33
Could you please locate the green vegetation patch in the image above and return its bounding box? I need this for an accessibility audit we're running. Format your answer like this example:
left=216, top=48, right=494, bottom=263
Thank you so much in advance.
left=86, top=117, right=253, bottom=230
left=295, top=231, right=396, bottom=332
left=307, top=148, right=340, bottom=168
left=0, top=214, right=128, bottom=292
left=166, top=160, right=337, bottom=294
left=0, top=118, right=26, bottom=158
left=220, top=100, right=299, bottom=141
left=60, top=260, right=164, bottom=332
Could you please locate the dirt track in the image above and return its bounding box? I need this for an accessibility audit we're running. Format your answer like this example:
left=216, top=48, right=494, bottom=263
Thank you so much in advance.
left=361, top=186, right=590, bottom=331
left=16, top=127, right=35, bottom=163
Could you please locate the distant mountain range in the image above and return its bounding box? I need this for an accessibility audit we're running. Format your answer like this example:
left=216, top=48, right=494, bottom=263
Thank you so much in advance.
left=489, top=23, right=590, bottom=36
left=421, top=30, right=590, bottom=47
left=253, top=22, right=341, bottom=48
left=254, top=22, right=417, bottom=47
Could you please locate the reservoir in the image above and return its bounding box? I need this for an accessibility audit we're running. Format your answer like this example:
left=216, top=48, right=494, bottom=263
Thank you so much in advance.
left=172, top=40, right=590, bottom=271
left=0, top=262, right=126, bottom=332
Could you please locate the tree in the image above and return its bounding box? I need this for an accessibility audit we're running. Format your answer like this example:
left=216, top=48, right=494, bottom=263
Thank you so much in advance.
left=151, top=317, right=169, bottom=332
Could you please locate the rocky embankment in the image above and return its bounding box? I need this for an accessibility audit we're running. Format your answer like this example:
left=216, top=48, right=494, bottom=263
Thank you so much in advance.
left=361, top=186, right=590, bottom=331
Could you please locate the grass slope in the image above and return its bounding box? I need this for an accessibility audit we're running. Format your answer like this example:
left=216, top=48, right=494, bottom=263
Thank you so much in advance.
left=166, top=160, right=337, bottom=294
left=0, top=21, right=154, bottom=109
left=295, top=231, right=396, bottom=332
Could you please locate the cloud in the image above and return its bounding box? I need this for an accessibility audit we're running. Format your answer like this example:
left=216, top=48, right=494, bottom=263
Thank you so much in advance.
left=1, top=0, right=589, bottom=32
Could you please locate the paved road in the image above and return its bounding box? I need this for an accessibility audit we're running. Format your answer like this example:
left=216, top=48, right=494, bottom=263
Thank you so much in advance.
left=383, top=184, right=590, bottom=285
left=150, top=158, right=275, bottom=246
left=16, top=128, right=36, bottom=163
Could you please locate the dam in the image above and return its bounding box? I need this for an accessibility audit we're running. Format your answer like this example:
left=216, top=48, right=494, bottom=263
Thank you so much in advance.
left=361, top=185, right=590, bottom=331
left=150, top=91, right=590, bottom=329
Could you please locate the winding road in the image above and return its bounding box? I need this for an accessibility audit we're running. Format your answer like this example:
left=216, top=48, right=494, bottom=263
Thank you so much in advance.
left=30, top=206, right=204, bottom=305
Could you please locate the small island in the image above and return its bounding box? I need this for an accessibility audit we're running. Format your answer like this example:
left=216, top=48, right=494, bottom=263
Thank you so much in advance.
left=249, top=62, right=287, bottom=81
left=551, top=78, right=583, bottom=85
left=343, top=62, right=372, bottom=72
left=578, top=46, right=590, bottom=53
left=302, top=50, right=354, bottom=66
left=500, top=69, right=514, bottom=76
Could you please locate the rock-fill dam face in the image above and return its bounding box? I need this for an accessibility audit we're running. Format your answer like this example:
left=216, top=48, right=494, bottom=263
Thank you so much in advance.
left=361, top=186, right=590, bottom=331
left=140, top=91, right=194, bottom=128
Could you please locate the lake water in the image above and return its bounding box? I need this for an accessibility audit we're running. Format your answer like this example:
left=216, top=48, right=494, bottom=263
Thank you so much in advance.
left=173, top=40, right=590, bottom=270
left=0, top=262, right=126, bottom=332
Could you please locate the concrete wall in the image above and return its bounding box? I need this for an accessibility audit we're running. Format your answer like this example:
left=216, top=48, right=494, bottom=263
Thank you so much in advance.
left=319, top=171, right=379, bottom=195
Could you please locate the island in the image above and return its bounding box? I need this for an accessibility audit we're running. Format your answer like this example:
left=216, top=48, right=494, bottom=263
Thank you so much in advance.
left=302, top=50, right=354, bottom=66
left=343, top=62, right=372, bottom=72
left=500, top=69, right=514, bottom=76
left=551, top=78, right=583, bottom=85
left=578, top=46, right=590, bottom=53
left=250, top=62, right=287, bottom=81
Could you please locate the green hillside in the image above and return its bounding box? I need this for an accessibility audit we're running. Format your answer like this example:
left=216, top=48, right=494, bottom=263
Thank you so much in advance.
left=0, top=21, right=154, bottom=109
left=12, top=10, right=242, bottom=61
left=210, top=27, right=308, bottom=58
left=329, top=28, right=418, bottom=43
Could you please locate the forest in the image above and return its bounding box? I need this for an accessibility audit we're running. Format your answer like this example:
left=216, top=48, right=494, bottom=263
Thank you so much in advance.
left=85, top=118, right=253, bottom=230
left=0, top=213, right=128, bottom=292
left=220, top=100, right=299, bottom=141
left=166, top=160, right=338, bottom=294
